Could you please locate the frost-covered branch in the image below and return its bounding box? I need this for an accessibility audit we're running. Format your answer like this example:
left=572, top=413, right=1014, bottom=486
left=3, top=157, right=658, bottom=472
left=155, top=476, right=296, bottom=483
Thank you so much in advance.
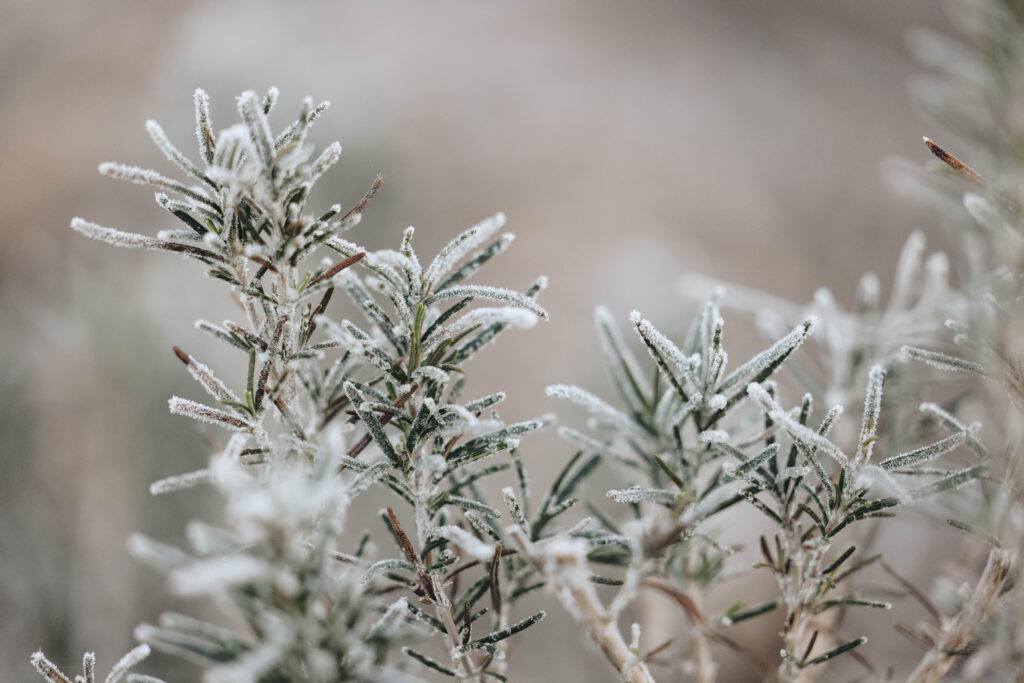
left=67, top=88, right=554, bottom=682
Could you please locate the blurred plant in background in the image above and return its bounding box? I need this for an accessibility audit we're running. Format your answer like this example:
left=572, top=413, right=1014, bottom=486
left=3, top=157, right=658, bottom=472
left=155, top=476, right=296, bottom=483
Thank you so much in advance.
left=894, top=0, right=1024, bottom=679
left=29, top=0, right=1024, bottom=681
left=538, top=0, right=1024, bottom=679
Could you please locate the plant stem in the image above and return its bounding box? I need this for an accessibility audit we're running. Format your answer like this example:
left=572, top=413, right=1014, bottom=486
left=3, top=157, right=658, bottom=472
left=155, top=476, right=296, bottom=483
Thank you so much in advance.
left=411, top=469, right=481, bottom=681
left=906, top=549, right=1013, bottom=683
left=777, top=535, right=828, bottom=683
left=687, top=586, right=715, bottom=683
left=510, top=529, right=656, bottom=683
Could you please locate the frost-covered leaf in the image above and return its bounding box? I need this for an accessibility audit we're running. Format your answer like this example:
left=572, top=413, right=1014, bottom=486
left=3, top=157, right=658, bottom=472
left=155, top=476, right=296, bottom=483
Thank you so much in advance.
left=430, top=284, right=548, bottom=319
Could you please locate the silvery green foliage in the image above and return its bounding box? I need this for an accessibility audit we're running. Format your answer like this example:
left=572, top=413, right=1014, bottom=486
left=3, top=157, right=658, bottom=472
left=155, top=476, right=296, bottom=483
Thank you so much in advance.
left=32, top=646, right=160, bottom=683
left=744, top=369, right=983, bottom=680
left=50, top=10, right=1024, bottom=677
left=537, top=298, right=818, bottom=677
left=65, top=89, right=552, bottom=682
left=538, top=297, right=983, bottom=679
left=130, top=434, right=418, bottom=683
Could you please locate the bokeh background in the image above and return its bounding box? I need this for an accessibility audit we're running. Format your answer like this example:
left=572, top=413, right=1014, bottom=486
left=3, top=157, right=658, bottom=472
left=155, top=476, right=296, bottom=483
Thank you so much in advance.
left=0, top=0, right=959, bottom=679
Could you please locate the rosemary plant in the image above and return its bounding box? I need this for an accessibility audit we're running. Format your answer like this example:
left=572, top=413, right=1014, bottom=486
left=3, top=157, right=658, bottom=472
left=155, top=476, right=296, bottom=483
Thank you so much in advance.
left=534, top=291, right=984, bottom=681
left=532, top=299, right=815, bottom=680
left=56, top=88, right=555, bottom=682
left=40, top=2, right=1024, bottom=678
left=31, top=646, right=156, bottom=683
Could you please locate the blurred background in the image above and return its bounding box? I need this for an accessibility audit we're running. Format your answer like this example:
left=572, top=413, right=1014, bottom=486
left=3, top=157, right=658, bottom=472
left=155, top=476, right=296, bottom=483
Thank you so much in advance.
left=0, top=0, right=958, bottom=679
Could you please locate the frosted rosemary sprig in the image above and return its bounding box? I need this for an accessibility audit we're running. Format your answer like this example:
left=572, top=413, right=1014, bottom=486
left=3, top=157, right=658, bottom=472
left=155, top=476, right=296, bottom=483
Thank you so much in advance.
left=535, top=298, right=819, bottom=680
left=742, top=368, right=982, bottom=681
left=31, top=646, right=159, bottom=683
left=68, top=88, right=554, bottom=682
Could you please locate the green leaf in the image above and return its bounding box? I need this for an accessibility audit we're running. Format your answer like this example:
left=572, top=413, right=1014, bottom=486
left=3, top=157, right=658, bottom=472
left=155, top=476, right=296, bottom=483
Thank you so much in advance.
left=909, top=464, right=986, bottom=500
left=403, top=648, right=456, bottom=676
left=802, top=636, right=867, bottom=667
left=822, top=545, right=856, bottom=576
left=472, top=611, right=546, bottom=646
left=721, top=600, right=778, bottom=625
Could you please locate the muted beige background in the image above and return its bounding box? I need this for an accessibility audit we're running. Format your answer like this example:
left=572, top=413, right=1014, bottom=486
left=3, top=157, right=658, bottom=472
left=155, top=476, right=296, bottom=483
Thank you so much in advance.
left=0, top=0, right=959, bottom=680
